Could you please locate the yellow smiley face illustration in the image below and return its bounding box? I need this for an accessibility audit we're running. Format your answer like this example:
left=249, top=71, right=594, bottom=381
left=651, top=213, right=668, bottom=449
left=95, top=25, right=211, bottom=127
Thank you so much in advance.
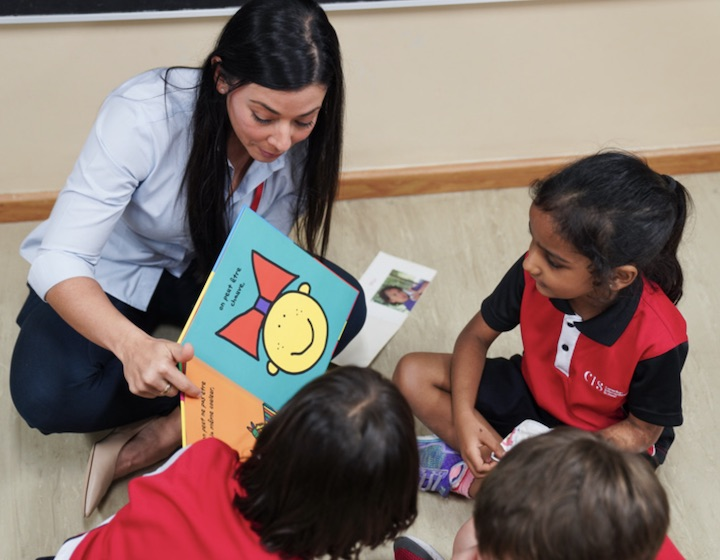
left=263, top=284, right=329, bottom=375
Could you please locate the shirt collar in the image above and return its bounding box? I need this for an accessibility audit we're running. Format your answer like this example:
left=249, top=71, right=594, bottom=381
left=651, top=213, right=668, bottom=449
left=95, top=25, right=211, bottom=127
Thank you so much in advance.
left=549, top=277, right=643, bottom=346
left=230, top=151, right=289, bottom=201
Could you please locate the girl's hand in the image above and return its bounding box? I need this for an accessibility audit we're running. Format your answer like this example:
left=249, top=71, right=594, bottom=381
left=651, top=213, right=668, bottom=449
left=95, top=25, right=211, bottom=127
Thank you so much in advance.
left=448, top=311, right=504, bottom=476
left=117, top=333, right=200, bottom=399
left=454, top=408, right=503, bottom=478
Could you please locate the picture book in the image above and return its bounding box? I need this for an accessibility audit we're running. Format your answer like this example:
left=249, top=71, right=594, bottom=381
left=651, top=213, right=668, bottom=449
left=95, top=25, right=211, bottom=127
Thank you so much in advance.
left=179, top=206, right=359, bottom=456
left=332, top=251, right=436, bottom=368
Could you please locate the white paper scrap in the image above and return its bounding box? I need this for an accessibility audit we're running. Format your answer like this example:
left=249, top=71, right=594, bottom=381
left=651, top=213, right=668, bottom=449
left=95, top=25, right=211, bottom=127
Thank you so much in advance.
left=332, top=251, right=436, bottom=367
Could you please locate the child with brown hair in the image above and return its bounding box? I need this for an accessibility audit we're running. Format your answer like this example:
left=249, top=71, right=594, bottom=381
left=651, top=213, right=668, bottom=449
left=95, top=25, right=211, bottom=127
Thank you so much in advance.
left=395, top=427, right=682, bottom=560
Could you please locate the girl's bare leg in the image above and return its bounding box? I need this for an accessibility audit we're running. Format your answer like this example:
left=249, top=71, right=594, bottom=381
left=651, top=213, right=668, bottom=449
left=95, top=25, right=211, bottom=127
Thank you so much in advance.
left=393, top=352, right=461, bottom=449
left=394, top=352, right=491, bottom=499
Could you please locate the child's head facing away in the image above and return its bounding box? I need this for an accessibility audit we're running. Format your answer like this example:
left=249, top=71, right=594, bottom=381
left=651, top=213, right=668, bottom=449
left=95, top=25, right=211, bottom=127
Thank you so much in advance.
left=474, top=427, right=669, bottom=560
left=235, top=365, right=419, bottom=560
left=530, top=150, right=692, bottom=304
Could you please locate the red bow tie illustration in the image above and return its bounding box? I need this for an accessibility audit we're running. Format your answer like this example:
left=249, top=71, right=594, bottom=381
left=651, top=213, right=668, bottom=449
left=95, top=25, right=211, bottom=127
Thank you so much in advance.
left=216, top=250, right=298, bottom=358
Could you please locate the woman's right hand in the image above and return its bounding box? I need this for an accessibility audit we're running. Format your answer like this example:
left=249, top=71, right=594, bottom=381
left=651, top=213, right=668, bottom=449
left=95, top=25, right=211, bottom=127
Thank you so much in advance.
left=46, top=277, right=201, bottom=400
left=117, top=332, right=200, bottom=399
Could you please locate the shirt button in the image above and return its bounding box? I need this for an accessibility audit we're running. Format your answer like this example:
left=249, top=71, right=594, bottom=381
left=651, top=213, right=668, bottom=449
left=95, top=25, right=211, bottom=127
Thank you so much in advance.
left=562, top=344, right=569, bottom=351
left=567, top=322, right=574, bottom=327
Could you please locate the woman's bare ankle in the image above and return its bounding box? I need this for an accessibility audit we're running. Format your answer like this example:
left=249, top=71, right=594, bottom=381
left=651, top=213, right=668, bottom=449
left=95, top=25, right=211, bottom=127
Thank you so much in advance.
left=114, top=408, right=181, bottom=479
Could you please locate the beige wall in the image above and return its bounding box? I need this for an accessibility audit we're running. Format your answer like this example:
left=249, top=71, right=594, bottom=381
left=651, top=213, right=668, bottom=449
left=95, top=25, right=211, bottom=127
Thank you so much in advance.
left=1, top=0, right=719, bottom=195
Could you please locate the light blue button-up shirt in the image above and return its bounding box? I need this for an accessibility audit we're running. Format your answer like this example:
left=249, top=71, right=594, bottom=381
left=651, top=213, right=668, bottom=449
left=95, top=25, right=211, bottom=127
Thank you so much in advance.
left=21, top=68, right=303, bottom=311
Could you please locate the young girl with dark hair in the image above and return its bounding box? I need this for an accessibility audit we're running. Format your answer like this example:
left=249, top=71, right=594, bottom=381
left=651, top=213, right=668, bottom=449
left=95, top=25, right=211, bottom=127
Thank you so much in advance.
left=10, top=0, right=365, bottom=517
left=393, top=150, right=691, bottom=499
left=44, top=366, right=419, bottom=560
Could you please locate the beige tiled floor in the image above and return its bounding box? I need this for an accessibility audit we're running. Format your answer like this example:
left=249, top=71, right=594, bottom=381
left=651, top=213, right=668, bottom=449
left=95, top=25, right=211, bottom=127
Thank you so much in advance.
left=2, top=174, right=719, bottom=559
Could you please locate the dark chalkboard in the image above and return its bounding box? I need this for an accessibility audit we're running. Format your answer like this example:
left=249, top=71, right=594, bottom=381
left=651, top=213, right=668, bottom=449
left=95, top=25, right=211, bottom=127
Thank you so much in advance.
left=3, top=1, right=241, bottom=17
left=0, top=0, right=422, bottom=20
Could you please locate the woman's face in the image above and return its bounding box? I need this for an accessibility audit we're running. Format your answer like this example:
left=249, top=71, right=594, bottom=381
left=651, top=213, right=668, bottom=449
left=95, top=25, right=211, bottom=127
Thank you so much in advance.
left=222, top=82, right=327, bottom=163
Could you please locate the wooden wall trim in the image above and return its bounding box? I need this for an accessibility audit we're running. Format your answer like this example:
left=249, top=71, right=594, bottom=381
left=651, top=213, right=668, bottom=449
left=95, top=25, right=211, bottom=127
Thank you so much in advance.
left=2, top=144, right=720, bottom=223
left=0, top=192, right=58, bottom=224
left=337, top=144, right=720, bottom=200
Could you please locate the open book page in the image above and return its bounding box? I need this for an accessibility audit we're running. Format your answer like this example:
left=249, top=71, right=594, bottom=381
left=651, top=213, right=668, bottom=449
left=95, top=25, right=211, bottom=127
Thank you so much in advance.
left=182, top=357, right=274, bottom=460
left=332, top=251, right=436, bottom=368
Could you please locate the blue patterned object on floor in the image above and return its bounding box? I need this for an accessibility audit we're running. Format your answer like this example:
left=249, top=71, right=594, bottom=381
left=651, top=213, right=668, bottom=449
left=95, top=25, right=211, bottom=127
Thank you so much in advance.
left=417, top=435, right=467, bottom=497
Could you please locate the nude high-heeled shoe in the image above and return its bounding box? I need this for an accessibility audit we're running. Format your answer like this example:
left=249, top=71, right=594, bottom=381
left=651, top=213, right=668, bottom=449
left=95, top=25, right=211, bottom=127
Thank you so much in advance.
left=83, top=418, right=155, bottom=517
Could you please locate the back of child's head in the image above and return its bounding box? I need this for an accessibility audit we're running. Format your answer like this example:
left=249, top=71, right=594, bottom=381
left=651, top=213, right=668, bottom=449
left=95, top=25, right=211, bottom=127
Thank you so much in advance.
left=531, top=150, right=692, bottom=303
left=235, top=365, right=419, bottom=559
left=474, top=427, right=669, bottom=560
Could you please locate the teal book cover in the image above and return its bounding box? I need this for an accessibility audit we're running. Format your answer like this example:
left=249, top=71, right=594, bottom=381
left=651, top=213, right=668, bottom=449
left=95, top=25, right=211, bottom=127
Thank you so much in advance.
left=180, top=206, right=358, bottom=411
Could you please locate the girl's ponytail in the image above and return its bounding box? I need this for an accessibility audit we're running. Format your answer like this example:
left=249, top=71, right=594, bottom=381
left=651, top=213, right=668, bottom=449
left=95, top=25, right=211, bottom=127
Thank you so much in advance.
left=643, top=176, right=691, bottom=304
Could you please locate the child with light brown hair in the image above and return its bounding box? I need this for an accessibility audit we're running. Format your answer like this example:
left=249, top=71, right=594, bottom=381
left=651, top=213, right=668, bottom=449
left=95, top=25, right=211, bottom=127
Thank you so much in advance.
left=395, top=427, right=682, bottom=560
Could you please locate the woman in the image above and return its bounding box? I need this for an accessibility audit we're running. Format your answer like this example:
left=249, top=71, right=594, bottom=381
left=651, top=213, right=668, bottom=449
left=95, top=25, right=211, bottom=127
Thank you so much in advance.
left=10, top=0, right=364, bottom=517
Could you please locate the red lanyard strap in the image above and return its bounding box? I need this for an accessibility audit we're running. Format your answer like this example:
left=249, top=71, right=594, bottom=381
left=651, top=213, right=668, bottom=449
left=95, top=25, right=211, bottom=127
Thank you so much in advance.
left=250, top=182, right=264, bottom=212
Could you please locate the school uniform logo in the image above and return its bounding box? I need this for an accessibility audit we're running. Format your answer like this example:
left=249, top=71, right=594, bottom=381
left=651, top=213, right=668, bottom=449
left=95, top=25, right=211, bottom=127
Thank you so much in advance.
left=583, top=371, right=627, bottom=398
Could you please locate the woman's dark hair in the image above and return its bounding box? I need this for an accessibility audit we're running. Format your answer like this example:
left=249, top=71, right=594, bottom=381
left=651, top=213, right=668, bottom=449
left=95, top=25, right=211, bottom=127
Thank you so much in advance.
left=235, top=366, right=419, bottom=560
left=183, top=0, right=344, bottom=277
left=531, top=150, right=692, bottom=303
left=475, top=428, right=670, bottom=560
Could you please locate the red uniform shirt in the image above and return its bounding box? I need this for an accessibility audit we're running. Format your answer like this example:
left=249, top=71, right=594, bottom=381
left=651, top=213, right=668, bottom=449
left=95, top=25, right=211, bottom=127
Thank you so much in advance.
left=481, top=256, right=687, bottom=431
left=57, top=438, right=292, bottom=560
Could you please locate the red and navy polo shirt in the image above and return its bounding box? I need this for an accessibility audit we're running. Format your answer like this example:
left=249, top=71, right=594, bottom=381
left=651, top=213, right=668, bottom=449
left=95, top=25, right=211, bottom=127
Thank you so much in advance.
left=62, top=438, right=290, bottom=559
left=481, top=255, right=688, bottom=431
